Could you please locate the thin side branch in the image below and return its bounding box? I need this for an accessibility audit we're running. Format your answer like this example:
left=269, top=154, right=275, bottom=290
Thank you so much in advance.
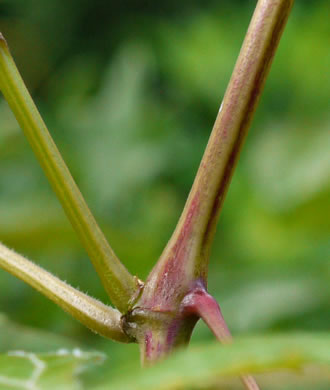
left=0, top=242, right=130, bottom=343
left=0, top=33, right=139, bottom=312
left=183, top=283, right=260, bottom=390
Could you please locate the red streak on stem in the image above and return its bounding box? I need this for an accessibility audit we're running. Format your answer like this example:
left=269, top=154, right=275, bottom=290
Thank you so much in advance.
left=145, top=330, right=153, bottom=360
left=141, top=191, right=202, bottom=310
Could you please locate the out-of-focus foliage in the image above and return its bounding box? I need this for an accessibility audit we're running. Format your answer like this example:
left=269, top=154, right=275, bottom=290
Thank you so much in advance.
left=0, top=0, right=329, bottom=389
left=1, top=316, right=330, bottom=389
left=100, top=333, right=330, bottom=390
left=1, top=331, right=329, bottom=390
left=0, top=314, right=78, bottom=353
left=0, top=347, right=104, bottom=390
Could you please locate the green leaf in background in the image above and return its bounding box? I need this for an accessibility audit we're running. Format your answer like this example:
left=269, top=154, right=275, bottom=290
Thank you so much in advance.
left=1, top=332, right=328, bottom=390
left=0, top=314, right=79, bottom=353
left=0, top=349, right=104, bottom=390
left=105, top=333, right=330, bottom=390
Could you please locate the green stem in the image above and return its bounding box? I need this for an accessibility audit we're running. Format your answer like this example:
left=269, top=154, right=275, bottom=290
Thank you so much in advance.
left=0, top=242, right=130, bottom=343
left=0, top=34, right=139, bottom=312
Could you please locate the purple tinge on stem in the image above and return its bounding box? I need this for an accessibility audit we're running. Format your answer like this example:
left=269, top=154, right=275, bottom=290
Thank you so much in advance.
left=139, top=190, right=203, bottom=311
left=182, top=281, right=260, bottom=390
left=182, top=280, right=232, bottom=344
left=145, top=330, right=163, bottom=361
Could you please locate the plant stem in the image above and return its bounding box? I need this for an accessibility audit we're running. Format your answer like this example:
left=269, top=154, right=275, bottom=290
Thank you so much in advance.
left=0, top=34, right=139, bottom=313
left=138, top=0, right=294, bottom=316
left=0, top=242, right=130, bottom=342
left=183, top=283, right=232, bottom=344
left=183, top=283, right=260, bottom=390
left=182, top=0, right=295, bottom=262
left=132, top=0, right=294, bottom=372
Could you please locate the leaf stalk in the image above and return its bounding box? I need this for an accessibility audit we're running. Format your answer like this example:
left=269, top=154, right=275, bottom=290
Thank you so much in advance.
left=0, top=33, right=139, bottom=312
left=0, top=242, right=130, bottom=342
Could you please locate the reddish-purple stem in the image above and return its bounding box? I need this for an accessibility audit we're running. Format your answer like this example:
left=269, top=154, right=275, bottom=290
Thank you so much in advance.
left=183, top=282, right=260, bottom=390
left=182, top=281, right=232, bottom=344
left=138, top=0, right=295, bottom=317
left=125, top=4, right=294, bottom=388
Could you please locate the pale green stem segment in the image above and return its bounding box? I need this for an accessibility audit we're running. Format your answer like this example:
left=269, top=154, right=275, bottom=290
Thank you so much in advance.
left=0, top=34, right=138, bottom=313
left=0, top=242, right=130, bottom=343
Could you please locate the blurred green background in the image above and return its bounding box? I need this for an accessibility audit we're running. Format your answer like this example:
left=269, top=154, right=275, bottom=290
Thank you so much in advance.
left=0, top=0, right=329, bottom=388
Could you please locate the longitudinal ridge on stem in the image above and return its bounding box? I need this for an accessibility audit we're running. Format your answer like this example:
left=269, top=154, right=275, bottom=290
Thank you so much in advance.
left=129, top=2, right=294, bottom=389
left=0, top=242, right=130, bottom=342
left=0, top=33, right=140, bottom=313
left=137, top=0, right=294, bottom=315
